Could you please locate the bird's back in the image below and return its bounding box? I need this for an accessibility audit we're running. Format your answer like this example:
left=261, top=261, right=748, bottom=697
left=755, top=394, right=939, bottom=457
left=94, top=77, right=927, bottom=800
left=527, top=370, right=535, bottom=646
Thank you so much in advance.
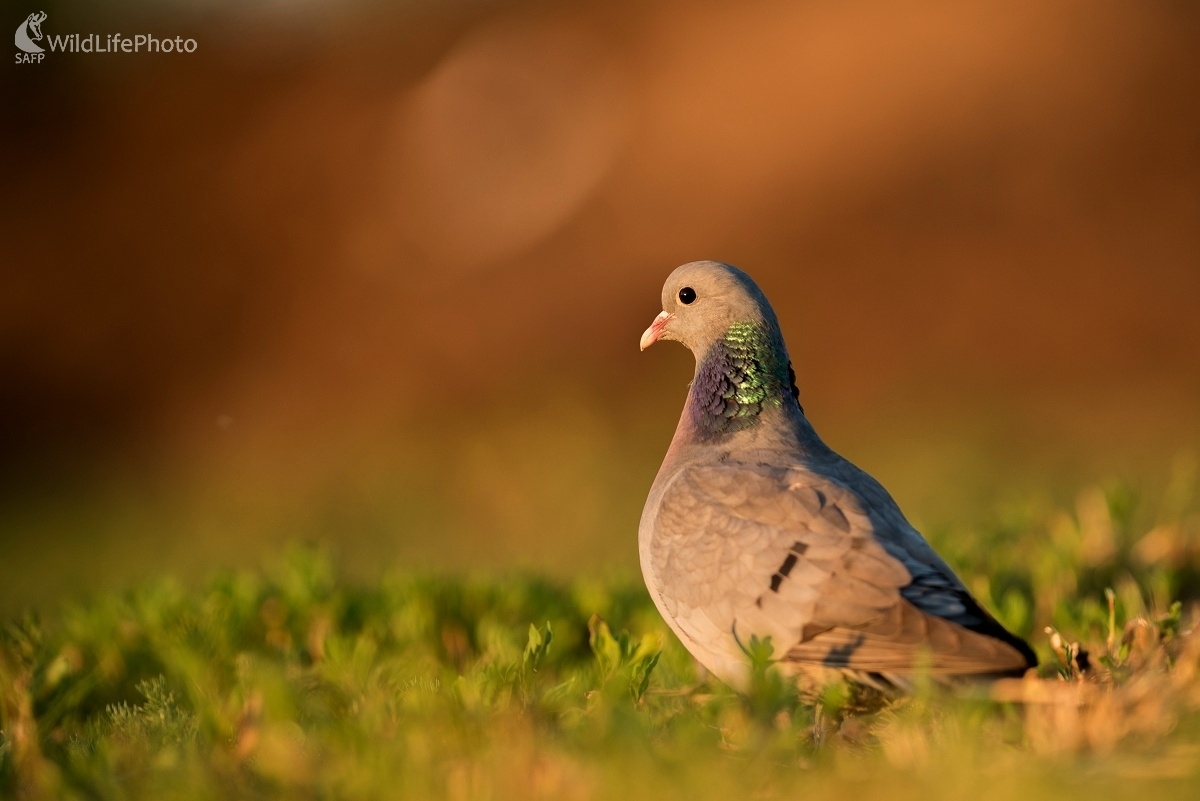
left=640, top=434, right=1036, bottom=691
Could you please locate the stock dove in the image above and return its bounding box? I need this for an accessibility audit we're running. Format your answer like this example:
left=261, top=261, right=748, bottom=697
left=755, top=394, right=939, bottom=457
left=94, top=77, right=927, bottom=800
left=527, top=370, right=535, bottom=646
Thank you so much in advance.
left=638, top=261, right=1036, bottom=692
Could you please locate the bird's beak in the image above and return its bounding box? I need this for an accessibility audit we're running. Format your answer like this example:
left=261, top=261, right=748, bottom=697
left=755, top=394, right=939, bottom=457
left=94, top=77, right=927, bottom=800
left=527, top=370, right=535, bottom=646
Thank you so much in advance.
left=640, top=311, right=674, bottom=351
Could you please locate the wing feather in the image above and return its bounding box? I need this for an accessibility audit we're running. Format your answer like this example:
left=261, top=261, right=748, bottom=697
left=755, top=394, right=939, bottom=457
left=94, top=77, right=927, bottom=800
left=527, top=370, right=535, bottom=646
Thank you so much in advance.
left=649, top=460, right=1034, bottom=684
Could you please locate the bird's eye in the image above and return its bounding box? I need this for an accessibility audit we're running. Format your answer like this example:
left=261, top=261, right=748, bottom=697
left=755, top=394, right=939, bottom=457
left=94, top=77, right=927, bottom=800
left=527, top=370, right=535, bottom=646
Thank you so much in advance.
left=678, top=287, right=696, bottom=305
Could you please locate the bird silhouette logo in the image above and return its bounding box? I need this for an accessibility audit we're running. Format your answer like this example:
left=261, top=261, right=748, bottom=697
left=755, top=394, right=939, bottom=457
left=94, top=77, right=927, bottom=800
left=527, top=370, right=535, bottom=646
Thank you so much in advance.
left=15, top=11, right=47, bottom=54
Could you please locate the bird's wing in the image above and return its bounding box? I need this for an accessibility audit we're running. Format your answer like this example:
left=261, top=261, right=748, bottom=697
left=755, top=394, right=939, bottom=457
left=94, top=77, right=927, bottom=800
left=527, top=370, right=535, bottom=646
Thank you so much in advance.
left=649, top=460, right=1032, bottom=678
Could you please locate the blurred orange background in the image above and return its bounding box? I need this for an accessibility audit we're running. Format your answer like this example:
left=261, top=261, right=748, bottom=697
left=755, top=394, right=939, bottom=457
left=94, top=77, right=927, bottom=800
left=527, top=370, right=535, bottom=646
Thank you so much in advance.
left=2, top=0, right=1198, bottom=610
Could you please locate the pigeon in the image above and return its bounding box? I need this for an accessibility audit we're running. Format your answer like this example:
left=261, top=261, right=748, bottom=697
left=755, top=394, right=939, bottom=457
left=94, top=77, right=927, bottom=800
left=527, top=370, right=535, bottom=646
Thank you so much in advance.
left=638, top=261, right=1037, bottom=693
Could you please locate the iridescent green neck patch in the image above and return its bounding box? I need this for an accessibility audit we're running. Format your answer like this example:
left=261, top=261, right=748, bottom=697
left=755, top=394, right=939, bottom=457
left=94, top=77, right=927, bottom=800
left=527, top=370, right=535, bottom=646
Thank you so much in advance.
left=690, top=322, right=799, bottom=437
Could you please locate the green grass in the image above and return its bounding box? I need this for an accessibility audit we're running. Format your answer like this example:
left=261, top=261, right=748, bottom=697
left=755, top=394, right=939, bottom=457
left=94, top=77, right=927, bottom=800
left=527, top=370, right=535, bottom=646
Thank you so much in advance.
left=3, top=479, right=1200, bottom=800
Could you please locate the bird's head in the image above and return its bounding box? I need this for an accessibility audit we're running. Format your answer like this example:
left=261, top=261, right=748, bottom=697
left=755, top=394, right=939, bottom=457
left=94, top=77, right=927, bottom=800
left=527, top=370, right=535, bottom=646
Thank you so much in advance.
left=639, top=261, right=780, bottom=355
